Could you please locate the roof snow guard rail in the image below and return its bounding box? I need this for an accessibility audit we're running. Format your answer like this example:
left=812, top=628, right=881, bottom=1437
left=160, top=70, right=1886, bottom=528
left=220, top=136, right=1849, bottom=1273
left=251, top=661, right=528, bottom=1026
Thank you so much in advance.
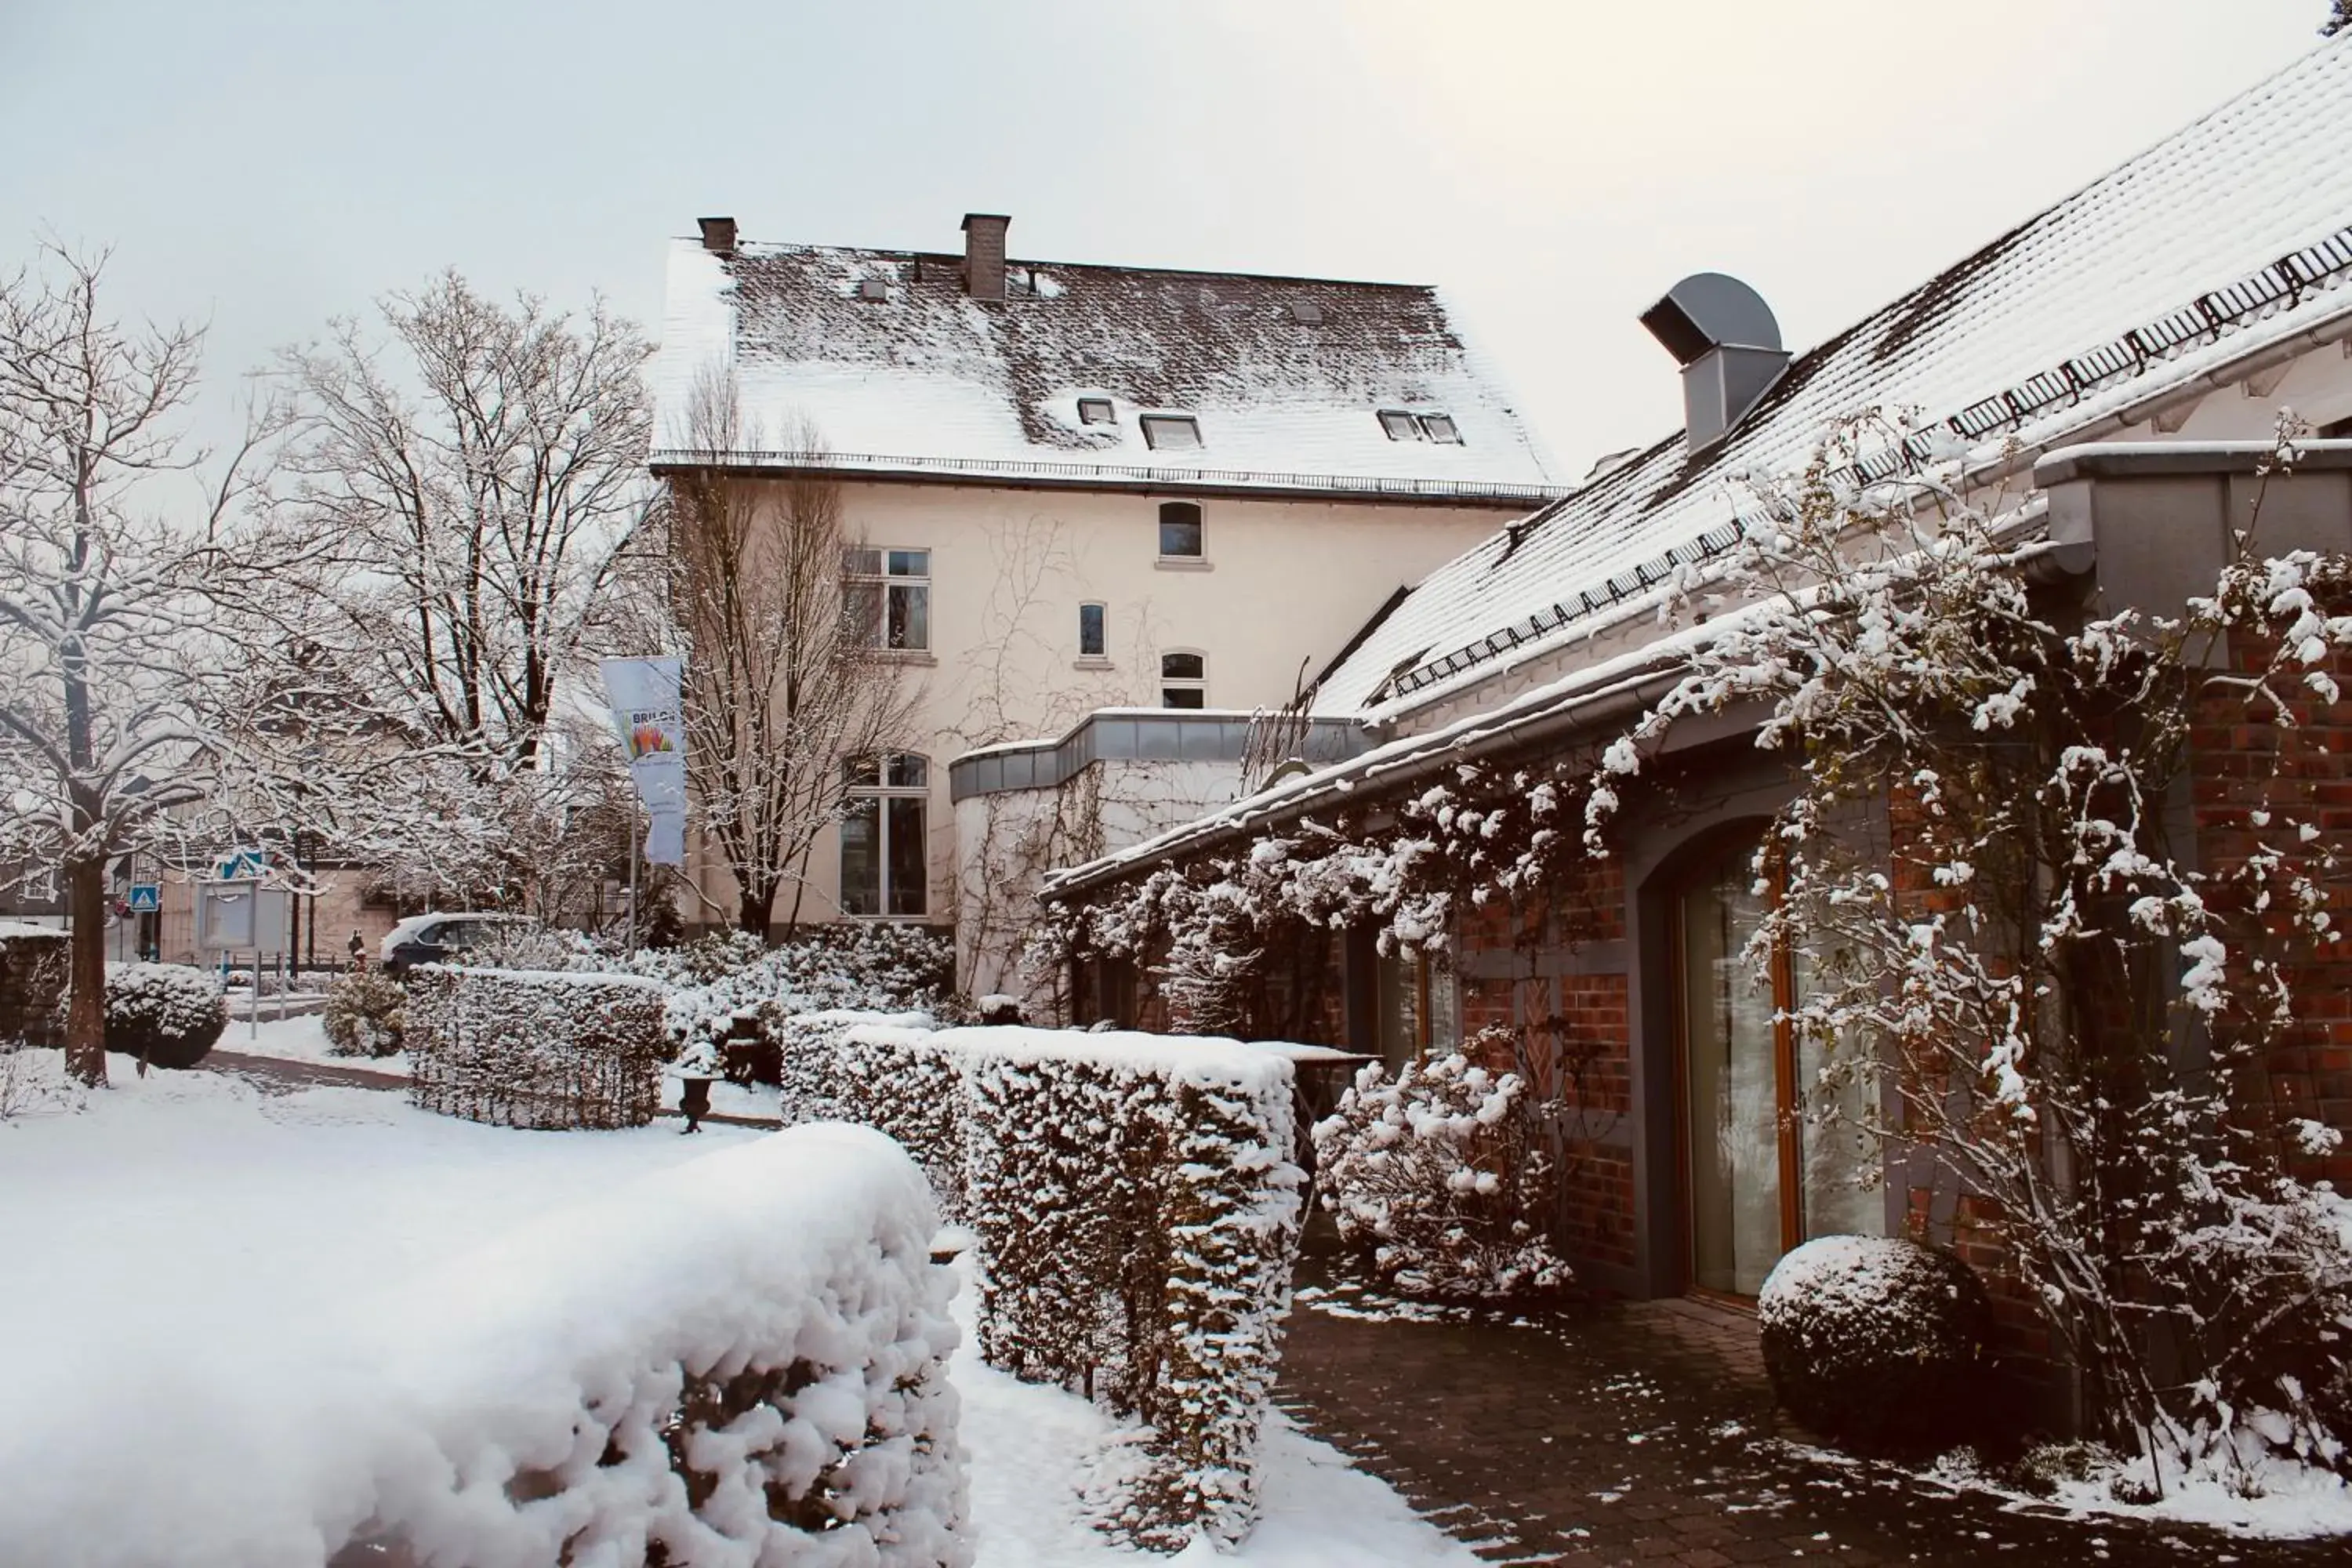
left=646, top=446, right=1569, bottom=505
left=1385, top=220, right=2352, bottom=704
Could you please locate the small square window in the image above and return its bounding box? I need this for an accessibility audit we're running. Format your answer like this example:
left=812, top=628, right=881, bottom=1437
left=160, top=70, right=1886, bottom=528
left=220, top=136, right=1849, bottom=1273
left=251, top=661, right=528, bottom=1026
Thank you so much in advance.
left=1139, top=413, right=1201, bottom=451
left=857, top=278, right=888, bottom=302
left=1157, top=501, right=1203, bottom=559
left=1289, top=301, right=1324, bottom=325
left=1078, top=601, right=1107, bottom=659
left=1077, top=397, right=1116, bottom=426
left=1377, top=409, right=1422, bottom=441
left=1420, top=413, right=1461, bottom=443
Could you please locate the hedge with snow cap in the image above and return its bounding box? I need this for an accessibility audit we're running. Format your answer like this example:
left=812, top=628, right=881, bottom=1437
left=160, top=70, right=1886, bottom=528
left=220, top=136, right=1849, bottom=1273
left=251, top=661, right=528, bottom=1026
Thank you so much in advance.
left=405, top=964, right=666, bottom=1129
left=790, top=1022, right=1305, bottom=1550
left=2, top=1123, right=971, bottom=1566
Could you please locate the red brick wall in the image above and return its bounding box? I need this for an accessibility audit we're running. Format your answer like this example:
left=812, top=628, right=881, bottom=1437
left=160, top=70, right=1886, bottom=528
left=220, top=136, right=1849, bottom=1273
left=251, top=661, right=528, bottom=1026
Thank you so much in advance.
left=2191, top=628, right=2352, bottom=1183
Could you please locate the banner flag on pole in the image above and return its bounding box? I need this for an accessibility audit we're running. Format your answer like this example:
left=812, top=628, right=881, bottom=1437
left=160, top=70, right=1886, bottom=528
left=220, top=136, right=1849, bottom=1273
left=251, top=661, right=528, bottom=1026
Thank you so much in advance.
left=600, top=657, right=688, bottom=868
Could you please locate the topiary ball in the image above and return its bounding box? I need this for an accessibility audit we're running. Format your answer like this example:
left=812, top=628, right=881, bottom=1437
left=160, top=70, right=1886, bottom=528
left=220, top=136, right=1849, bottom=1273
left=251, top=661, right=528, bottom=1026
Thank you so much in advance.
left=103, top=963, right=230, bottom=1070
left=1757, top=1235, right=1996, bottom=1454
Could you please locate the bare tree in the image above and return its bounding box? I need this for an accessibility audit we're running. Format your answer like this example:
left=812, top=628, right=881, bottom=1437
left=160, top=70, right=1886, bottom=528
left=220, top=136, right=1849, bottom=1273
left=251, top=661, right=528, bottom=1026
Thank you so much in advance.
left=663, top=372, right=916, bottom=935
left=0, top=245, right=261, bottom=1085
left=260, top=271, right=649, bottom=774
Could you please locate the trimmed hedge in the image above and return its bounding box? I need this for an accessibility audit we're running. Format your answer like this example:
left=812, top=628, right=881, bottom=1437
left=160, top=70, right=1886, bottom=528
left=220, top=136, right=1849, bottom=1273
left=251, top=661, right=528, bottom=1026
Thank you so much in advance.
left=0, top=924, right=67, bottom=1047
left=406, top=965, right=666, bottom=1129
left=793, top=1022, right=1304, bottom=1549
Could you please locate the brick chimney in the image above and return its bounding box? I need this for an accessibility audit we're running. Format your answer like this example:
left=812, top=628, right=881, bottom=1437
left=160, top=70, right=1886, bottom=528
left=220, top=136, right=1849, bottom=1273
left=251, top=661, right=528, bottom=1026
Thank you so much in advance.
left=698, top=216, right=738, bottom=253
left=961, top=212, right=1010, bottom=303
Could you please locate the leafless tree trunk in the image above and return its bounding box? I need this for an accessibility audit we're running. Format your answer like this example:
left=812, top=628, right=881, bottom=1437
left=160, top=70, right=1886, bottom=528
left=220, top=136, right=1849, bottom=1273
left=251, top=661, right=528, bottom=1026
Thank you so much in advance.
left=0, top=245, right=261, bottom=1085
left=662, top=372, right=916, bottom=937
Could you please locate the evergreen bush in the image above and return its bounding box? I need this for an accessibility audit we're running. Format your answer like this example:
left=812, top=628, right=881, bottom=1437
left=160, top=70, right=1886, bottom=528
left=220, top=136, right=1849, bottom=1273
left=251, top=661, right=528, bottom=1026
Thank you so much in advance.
left=102, top=963, right=227, bottom=1069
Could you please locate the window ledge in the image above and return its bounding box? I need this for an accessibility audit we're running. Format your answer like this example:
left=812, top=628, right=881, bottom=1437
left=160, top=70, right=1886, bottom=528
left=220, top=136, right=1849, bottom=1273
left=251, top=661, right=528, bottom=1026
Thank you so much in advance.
left=873, top=649, right=938, bottom=666
left=1073, top=656, right=1115, bottom=670
left=1154, top=557, right=1214, bottom=572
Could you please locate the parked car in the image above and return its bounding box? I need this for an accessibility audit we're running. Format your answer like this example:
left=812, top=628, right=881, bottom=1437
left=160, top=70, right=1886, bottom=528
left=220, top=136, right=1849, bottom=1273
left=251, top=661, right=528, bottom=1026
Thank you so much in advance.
left=379, top=913, right=537, bottom=979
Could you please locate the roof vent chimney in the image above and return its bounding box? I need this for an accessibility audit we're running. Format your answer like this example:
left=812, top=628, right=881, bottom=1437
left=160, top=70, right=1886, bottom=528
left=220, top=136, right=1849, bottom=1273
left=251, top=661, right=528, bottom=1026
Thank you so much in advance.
left=698, top=216, right=738, bottom=253
left=1639, top=273, right=1788, bottom=454
left=961, top=212, right=1010, bottom=303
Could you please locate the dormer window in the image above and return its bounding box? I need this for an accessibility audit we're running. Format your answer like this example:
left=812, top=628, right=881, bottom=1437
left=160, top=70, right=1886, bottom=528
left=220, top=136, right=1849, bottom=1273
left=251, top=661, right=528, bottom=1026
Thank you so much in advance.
left=1077, top=397, right=1116, bottom=426
left=1377, top=409, right=1462, bottom=443
left=1139, top=413, right=1202, bottom=451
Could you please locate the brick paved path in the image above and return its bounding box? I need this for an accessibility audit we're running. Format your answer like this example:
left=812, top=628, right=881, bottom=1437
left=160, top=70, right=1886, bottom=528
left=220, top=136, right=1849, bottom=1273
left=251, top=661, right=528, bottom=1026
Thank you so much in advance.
left=1278, top=1259, right=2342, bottom=1567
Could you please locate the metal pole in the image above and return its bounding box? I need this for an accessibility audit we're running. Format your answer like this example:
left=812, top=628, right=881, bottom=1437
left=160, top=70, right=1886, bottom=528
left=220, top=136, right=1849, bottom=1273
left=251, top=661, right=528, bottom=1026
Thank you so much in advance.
left=627, top=815, right=640, bottom=959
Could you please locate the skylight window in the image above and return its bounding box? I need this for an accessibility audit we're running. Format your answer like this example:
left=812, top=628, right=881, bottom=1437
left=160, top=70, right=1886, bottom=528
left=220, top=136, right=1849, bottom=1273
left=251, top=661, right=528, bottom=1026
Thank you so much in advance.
left=1377, top=410, right=1462, bottom=443
left=1139, top=414, right=1202, bottom=451
left=1077, top=397, right=1116, bottom=426
left=856, top=278, right=888, bottom=302
left=1289, top=301, right=1324, bottom=325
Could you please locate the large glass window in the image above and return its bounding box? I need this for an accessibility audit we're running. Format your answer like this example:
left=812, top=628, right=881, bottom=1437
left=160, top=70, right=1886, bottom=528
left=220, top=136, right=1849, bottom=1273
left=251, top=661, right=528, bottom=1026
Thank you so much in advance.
left=841, top=753, right=928, bottom=917
left=844, top=547, right=931, bottom=652
left=1676, top=835, right=1878, bottom=1298
left=1160, top=651, right=1206, bottom=709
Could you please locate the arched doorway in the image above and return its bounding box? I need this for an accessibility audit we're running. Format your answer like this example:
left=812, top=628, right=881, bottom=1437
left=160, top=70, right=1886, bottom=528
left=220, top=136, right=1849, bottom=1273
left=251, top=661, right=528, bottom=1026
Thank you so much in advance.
left=1672, top=831, right=1879, bottom=1298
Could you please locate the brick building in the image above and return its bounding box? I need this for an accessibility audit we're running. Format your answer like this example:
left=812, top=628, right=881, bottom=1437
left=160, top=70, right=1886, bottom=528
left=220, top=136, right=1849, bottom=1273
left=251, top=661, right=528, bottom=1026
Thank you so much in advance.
left=1043, top=34, right=2352, bottom=1344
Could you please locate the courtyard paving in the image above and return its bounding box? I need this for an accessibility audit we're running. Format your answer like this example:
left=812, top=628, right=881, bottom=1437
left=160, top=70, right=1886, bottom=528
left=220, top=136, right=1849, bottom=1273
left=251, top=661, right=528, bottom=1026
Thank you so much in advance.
left=1277, top=1255, right=2343, bottom=1567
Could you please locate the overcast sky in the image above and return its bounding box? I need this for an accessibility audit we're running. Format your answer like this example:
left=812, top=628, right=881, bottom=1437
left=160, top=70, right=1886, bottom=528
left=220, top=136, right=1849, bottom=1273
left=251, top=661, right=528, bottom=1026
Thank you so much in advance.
left=0, top=1, right=2333, bottom=487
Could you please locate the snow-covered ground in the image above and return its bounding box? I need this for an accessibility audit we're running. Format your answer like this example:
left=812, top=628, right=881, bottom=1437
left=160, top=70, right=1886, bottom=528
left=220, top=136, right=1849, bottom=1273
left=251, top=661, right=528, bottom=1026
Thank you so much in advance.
left=0, top=1056, right=1472, bottom=1564
left=219, top=1011, right=412, bottom=1076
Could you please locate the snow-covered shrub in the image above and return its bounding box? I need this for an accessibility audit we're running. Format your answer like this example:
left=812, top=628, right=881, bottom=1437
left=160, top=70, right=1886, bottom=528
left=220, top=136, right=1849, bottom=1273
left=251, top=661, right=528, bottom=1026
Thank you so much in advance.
left=1312, top=1041, right=1573, bottom=1303
left=1757, top=1236, right=1996, bottom=1453
left=804, top=1023, right=1305, bottom=1548
left=2, top=1123, right=971, bottom=1566
left=772, top=1008, right=942, bottom=1138
left=320, top=967, right=407, bottom=1058
left=0, top=922, right=67, bottom=1047
left=405, top=965, right=666, bottom=1129
left=102, top=962, right=227, bottom=1069
left=626, top=924, right=958, bottom=1061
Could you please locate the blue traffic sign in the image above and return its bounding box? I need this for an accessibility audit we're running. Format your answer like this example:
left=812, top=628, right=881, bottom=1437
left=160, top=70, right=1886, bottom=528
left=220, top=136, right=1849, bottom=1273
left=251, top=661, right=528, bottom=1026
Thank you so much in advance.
left=127, top=884, right=162, bottom=913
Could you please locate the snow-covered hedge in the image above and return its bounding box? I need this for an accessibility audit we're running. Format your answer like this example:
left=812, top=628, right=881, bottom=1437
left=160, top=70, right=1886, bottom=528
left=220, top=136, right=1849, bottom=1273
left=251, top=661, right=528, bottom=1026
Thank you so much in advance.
left=321, top=967, right=407, bottom=1058
left=103, top=962, right=228, bottom=1070
left=1312, top=1046, right=1573, bottom=1302
left=406, top=965, right=666, bottom=1129
left=1, top=1123, right=971, bottom=1566
left=797, top=1022, right=1305, bottom=1548
left=0, top=922, right=67, bottom=1047
left=773, top=1010, right=946, bottom=1165
left=1758, top=1235, right=1997, bottom=1453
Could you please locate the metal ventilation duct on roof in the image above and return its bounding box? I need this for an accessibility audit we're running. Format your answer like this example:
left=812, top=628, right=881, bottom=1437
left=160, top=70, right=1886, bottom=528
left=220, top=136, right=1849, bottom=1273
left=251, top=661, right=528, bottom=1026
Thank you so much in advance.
left=1641, top=272, right=1790, bottom=454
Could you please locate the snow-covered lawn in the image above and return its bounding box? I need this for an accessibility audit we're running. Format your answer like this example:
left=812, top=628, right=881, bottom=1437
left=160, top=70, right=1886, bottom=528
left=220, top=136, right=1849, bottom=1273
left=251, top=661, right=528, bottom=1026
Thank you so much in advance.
left=0, top=1058, right=1472, bottom=1564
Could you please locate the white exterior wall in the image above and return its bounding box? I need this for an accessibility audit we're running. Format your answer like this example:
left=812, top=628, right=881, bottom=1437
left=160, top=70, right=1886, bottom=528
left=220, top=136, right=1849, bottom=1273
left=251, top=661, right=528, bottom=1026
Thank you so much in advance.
left=954, top=757, right=1243, bottom=1007
left=683, top=478, right=1508, bottom=951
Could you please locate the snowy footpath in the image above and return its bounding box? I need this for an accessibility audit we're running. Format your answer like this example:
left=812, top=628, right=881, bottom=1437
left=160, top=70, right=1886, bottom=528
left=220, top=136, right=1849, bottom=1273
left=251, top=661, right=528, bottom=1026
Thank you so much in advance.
left=0, top=1055, right=1472, bottom=1565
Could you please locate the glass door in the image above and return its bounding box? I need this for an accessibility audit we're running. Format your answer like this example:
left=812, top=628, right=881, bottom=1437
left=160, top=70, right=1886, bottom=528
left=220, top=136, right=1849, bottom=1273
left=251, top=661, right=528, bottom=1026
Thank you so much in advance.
left=1675, top=836, right=1877, bottom=1298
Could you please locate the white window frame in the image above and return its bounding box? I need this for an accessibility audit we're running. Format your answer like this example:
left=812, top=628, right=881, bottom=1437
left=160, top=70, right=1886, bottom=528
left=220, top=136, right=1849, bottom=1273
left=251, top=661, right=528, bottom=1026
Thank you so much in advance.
left=840, top=753, right=929, bottom=918
left=1077, top=601, right=1109, bottom=661
left=844, top=546, right=931, bottom=652
left=1156, top=501, right=1204, bottom=561
left=1160, top=650, right=1207, bottom=709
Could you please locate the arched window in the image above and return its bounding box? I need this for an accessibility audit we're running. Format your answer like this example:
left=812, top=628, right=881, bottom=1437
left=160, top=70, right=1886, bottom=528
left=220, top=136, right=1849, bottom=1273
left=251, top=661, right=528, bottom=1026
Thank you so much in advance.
left=1157, top=502, right=1203, bottom=560
left=840, top=753, right=928, bottom=917
left=1160, top=651, right=1207, bottom=709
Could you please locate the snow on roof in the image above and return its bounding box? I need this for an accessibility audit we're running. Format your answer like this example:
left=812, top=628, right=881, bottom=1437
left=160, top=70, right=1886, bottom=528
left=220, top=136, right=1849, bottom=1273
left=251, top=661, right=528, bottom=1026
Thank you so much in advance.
left=651, top=233, right=1562, bottom=503
left=1314, top=36, right=2352, bottom=717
